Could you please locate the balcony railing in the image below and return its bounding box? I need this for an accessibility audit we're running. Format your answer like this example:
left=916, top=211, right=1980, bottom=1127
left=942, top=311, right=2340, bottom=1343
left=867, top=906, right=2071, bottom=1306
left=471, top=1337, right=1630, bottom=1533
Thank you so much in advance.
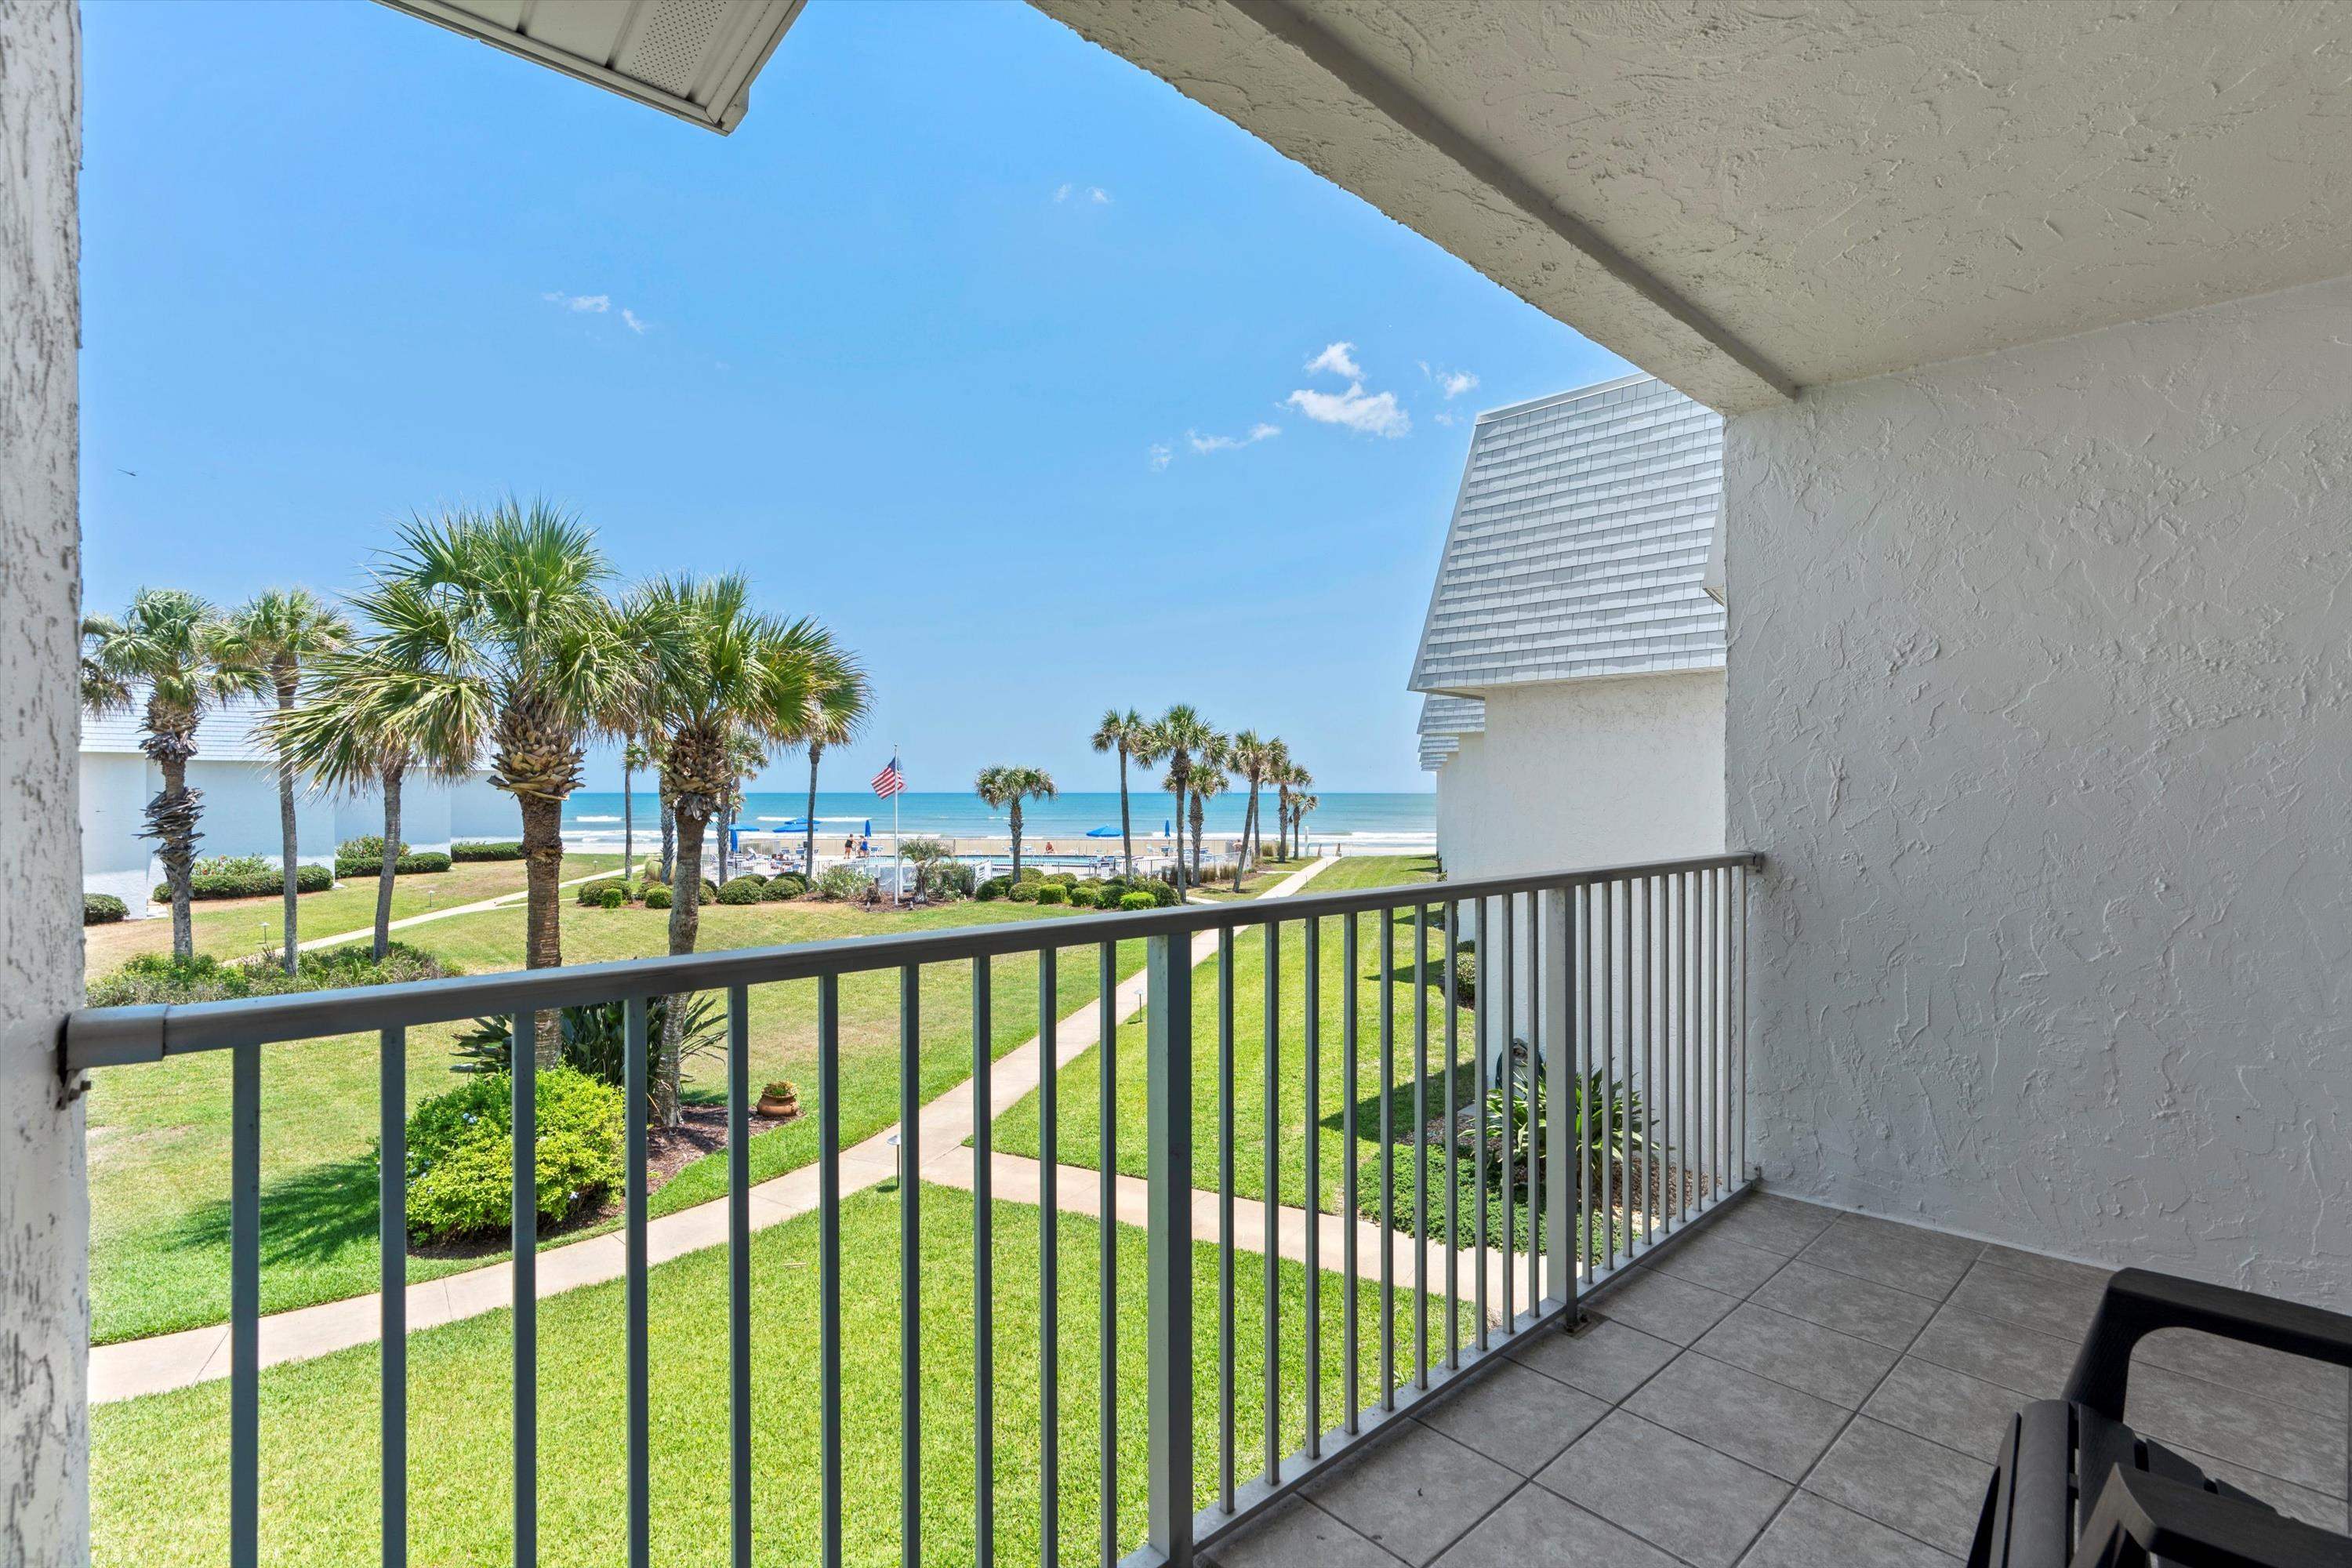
left=65, top=851, right=1759, bottom=1566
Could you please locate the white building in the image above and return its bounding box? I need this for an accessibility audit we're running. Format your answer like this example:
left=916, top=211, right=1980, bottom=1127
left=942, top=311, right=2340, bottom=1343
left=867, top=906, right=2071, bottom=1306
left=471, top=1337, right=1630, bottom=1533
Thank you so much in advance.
left=1411, top=376, right=1726, bottom=881
left=82, top=694, right=513, bottom=913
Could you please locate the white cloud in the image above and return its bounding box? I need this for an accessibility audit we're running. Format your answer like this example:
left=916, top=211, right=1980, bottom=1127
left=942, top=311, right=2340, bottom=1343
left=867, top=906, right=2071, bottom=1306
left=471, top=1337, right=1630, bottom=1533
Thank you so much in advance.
left=543, top=291, right=611, bottom=314
left=1056, top=183, right=1112, bottom=204
left=1305, top=341, right=1361, bottom=379
left=1286, top=382, right=1410, bottom=438
left=1434, top=411, right=1459, bottom=426
left=1148, top=443, right=1173, bottom=471
left=1088, top=186, right=1111, bottom=204
left=1054, top=183, right=1073, bottom=202
left=1187, top=422, right=1280, bottom=454
left=1439, top=369, right=1479, bottom=399
left=621, top=308, right=648, bottom=334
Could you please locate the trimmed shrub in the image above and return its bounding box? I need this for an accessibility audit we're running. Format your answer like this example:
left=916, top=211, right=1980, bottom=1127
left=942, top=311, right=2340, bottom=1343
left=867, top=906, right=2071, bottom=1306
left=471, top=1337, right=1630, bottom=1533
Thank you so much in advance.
left=976, top=876, right=1013, bottom=902
left=716, top=877, right=764, bottom=906
left=1046, top=872, right=1077, bottom=888
left=1145, top=880, right=1179, bottom=908
left=702, top=879, right=720, bottom=898
left=644, top=884, right=673, bottom=910
left=450, top=840, right=525, bottom=862
left=1118, top=891, right=1157, bottom=912
left=336, top=850, right=453, bottom=877
left=576, top=878, right=626, bottom=906
left=401, top=1067, right=623, bottom=1243
left=1034, top=883, right=1069, bottom=906
left=1451, top=952, right=1477, bottom=1007
left=1067, top=884, right=1102, bottom=908
left=1007, top=882, right=1040, bottom=904
left=760, top=878, right=795, bottom=902
left=736, top=871, right=770, bottom=887
left=775, top=872, right=808, bottom=897
left=1014, top=866, right=1046, bottom=884
left=156, top=859, right=334, bottom=902
left=339, top=835, right=408, bottom=862
left=88, top=942, right=454, bottom=1008
left=83, top=893, right=129, bottom=926
left=596, top=886, right=626, bottom=909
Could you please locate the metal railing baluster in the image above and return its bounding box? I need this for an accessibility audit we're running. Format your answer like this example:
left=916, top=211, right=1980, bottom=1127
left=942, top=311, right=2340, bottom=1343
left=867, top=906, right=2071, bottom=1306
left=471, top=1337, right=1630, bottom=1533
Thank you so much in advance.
left=1039, top=947, right=1059, bottom=1568
left=899, top=964, right=922, bottom=1566
left=1217, top=925, right=1236, bottom=1515
left=625, top=997, right=652, bottom=1568
left=972, top=960, right=994, bottom=1568
left=1573, top=886, right=1591, bottom=1294
left=1143, top=932, right=1195, bottom=1566
left=1497, top=895, right=1513, bottom=1332
left=1472, top=898, right=1488, bottom=1351
left=1735, top=864, right=1748, bottom=1182
left=1541, top=887, right=1571, bottom=1312
left=1526, top=890, right=1542, bottom=1312
left=1301, top=914, right=1322, bottom=1457
left=231, top=1036, right=260, bottom=1568
left=727, top=985, right=751, bottom=1568
left=1599, top=882, right=1614, bottom=1272
left=511, top=1014, right=536, bottom=1568
left=1261, top=916, right=1281, bottom=1484
left=379, top=1027, right=407, bottom=1568
left=1442, top=900, right=1458, bottom=1367
left=1097, top=940, right=1117, bottom=1568
left=1341, top=911, right=1360, bottom=1432
left=818, top=975, right=843, bottom=1568
left=1412, top=900, right=1428, bottom=1390
left=1377, top=905, right=1396, bottom=1402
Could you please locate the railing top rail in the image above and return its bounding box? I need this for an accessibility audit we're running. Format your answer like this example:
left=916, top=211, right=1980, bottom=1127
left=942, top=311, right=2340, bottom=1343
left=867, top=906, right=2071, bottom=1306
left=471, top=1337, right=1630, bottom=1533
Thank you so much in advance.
left=62, top=851, right=1761, bottom=1073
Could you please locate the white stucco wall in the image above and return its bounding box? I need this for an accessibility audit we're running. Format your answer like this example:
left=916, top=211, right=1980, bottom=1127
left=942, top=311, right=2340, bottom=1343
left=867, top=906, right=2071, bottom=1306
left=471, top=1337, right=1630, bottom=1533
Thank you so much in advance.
left=0, top=2, right=85, bottom=1557
left=1728, top=274, right=2352, bottom=1303
left=1435, top=672, right=1726, bottom=880
left=448, top=775, right=516, bottom=843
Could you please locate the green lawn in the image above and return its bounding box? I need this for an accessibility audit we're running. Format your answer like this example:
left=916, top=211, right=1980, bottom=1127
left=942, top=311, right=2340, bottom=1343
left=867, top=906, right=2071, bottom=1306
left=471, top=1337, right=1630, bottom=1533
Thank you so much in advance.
left=87, top=895, right=1145, bottom=1343
left=995, top=856, right=1480, bottom=1224
left=1189, top=855, right=1314, bottom=901
left=92, top=1185, right=1450, bottom=1567
left=83, top=853, right=625, bottom=976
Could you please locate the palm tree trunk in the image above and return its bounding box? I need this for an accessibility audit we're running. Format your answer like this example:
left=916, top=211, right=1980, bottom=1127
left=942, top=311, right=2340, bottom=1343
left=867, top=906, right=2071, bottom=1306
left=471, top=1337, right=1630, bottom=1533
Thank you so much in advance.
left=660, top=797, right=675, bottom=884
left=1008, top=800, right=1024, bottom=881
left=1241, top=778, right=1258, bottom=875
left=1190, top=792, right=1205, bottom=876
left=275, top=673, right=300, bottom=975
left=375, top=765, right=402, bottom=961
left=518, top=792, right=567, bottom=1066
left=622, top=757, right=635, bottom=884
left=804, top=742, right=822, bottom=880
left=1170, top=760, right=1188, bottom=894
left=1117, top=749, right=1133, bottom=877
left=155, top=753, right=198, bottom=960
left=715, top=794, right=731, bottom=884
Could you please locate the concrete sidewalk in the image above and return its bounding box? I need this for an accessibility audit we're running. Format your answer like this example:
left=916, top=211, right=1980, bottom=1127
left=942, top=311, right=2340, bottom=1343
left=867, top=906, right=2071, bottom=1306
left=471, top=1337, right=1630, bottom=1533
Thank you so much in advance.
left=93, top=856, right=1344, bottom=1403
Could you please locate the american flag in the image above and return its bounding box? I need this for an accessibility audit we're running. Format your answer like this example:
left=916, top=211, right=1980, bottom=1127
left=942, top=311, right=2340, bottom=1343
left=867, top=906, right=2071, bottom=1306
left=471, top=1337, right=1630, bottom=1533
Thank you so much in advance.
left=871, top=755, right=906, bottom=799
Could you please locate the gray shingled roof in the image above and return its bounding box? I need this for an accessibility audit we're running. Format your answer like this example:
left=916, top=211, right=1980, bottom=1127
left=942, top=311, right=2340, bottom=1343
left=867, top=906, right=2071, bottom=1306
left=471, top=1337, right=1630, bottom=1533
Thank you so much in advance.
left=1417, top=695, right=1485, bottom=771
left=1410, top=373, right=1724, bottom=695
left=82, top=691, right=279, bottom=762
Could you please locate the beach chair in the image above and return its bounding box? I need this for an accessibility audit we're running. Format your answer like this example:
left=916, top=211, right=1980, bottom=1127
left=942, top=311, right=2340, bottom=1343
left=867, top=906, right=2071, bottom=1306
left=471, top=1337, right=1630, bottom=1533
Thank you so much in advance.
left=1969, top=1268, right=2352, bottom=1567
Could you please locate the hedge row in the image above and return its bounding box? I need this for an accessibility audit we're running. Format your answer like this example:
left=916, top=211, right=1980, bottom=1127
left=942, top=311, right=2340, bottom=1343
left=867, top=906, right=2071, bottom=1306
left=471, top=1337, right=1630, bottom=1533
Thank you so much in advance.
left=154, top=862, right=333, bottom=903
left=83, top=894, right=128, bottom=926
left=335, top=851, right=453, bottom=877
left=450, top=840, right=525, bottom=862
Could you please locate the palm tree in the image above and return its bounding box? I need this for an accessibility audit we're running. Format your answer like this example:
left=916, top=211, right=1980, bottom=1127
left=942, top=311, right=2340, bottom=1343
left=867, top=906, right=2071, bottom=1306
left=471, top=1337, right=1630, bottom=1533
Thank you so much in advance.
left=1290, top=790, right=1319, bottom=854
left=627, top=575, right=845, bottom=1122
left=216, top=590, right=352, bottom=972
left=794, top=653, right=872, bottom=881
left=366, top=500, right=638, bottom=1065
left=82, top=589, right=264, bottom=959
left=1279, top=757, right=1312, bottom=859
left=1090, top=707, right=1149, bottom=878
left=975, top=764, right=1058, bottom=880
left=713, top=725, right=770, bottom=884
left=1189, top=766, right=1231, bottom=882
left=1149, top=704, right=1214, bottom=895
left=620, top=738, right=649, bottom=882
left=1227, top=730, right=1271, bottom=874
left=266, top=641, right=475, bottom=960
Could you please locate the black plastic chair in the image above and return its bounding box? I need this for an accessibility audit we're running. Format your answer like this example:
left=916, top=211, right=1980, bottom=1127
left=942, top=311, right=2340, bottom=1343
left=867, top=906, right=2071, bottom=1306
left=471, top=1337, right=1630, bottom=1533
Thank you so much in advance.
left=1969, top=1268, right=2352, bottom=1567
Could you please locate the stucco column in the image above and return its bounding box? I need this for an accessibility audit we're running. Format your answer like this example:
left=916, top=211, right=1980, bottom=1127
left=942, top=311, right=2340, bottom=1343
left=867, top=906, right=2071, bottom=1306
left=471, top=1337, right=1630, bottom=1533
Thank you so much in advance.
left=0, top=1, right=89, bottom=1559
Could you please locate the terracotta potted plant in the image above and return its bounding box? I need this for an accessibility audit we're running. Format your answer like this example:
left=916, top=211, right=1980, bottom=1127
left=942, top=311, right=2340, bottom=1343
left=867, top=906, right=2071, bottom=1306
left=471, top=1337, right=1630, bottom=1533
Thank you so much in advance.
left=757, top=1080, right=800, bottom=1118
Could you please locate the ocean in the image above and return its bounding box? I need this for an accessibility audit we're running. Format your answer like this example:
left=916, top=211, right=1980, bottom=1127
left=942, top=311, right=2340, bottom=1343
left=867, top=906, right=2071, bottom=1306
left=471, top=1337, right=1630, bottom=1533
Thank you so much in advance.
left=558, top=789, right=1433, bottom=848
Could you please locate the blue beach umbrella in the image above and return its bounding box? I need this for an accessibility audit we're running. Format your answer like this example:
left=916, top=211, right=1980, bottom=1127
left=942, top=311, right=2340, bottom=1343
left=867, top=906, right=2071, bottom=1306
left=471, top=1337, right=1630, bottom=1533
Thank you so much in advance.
left=1163, top=819, right=1172, bottom=837
left=865, top=819, right=873, bottom=837
left=1084, top=826, right=1120, bottom=838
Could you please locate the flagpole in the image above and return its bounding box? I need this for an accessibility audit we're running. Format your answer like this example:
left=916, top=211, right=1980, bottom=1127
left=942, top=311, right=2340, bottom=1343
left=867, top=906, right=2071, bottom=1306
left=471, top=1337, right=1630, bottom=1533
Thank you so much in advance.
left=891, top=746, right=902, bottom=907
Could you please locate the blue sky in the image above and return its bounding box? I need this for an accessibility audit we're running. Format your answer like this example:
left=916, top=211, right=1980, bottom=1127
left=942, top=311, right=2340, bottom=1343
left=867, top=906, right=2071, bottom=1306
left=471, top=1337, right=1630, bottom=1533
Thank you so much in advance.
left=79, top=0, right=1624, bottom=793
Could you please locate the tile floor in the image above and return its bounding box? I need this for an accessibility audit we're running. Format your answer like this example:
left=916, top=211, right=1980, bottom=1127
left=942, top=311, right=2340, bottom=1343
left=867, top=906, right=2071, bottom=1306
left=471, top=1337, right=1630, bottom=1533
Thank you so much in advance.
left=1202, top=1193, right=2351, bottom=1567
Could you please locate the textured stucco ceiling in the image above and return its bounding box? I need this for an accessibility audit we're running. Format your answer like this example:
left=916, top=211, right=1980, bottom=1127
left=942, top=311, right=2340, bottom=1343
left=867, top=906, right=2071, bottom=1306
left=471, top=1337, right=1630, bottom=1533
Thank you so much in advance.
left=1033, top=0, right=2352, bottom=412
